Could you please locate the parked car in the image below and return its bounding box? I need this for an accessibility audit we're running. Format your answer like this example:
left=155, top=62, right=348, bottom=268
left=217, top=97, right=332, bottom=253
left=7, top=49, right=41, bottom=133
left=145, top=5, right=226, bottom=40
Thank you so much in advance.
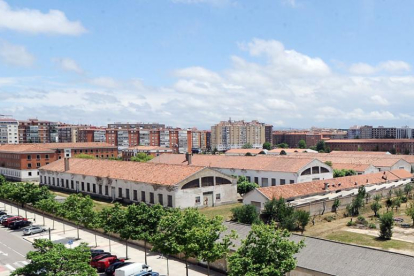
left=3, top=216, right=26, bottom=227
left=0, top=211, right=7, bottom=216
left=90, top=249, right=106, bottom=258
left=0, top=215, right=14, bottom=224
left=394, top=217, right=404, bottom=223
left=9, top=220, right=31, bottom=230
left=22, top=226, right=46, bottom=235
left=96, top=257, right=124, bottom=272
left=115, top=263, right=152, bottom=276
left=90, top=254, right=115, bottom=268
left=134, top=272, right=159, bottom=276
left=105, top=262, right=133, bottom=276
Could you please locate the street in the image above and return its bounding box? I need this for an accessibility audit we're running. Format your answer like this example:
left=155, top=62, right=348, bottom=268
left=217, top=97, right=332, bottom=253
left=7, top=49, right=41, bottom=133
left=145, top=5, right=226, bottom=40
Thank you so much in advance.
left=0, top=218, right=33, bottom=275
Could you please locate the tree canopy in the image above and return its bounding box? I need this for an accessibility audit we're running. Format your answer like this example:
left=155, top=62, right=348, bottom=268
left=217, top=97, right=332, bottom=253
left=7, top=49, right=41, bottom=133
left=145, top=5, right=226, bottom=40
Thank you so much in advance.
left=242, top=143, right=253, bottom=149
left=262, top=142, right=272, bottom=150
left=298, top=140, right=306, bottom=149
left=130, top=152, right=154, bottom=162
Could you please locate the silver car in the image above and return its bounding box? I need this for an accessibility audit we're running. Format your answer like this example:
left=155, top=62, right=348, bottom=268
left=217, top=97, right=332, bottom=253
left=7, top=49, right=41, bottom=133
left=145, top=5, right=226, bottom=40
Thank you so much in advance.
left=23, top=226, right=46, bottom=235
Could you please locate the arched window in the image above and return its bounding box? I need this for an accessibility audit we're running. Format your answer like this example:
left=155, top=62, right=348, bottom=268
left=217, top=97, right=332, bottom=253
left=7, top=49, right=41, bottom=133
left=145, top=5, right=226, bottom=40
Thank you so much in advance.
left=182, top=179, right=200, bottom=189
left=201, top=177, right=214, bottom=187
left=312, top=166, right=320, bottom=174
left=216, top=177, right=232, bottom=185
left=321, top=167, right=330, bottom=173
left=301, top=168, right=311, bottom=176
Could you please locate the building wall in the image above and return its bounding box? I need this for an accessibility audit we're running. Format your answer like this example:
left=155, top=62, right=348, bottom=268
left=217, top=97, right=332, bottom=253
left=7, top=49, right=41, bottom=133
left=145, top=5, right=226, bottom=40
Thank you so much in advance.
left=326, top=140, right=414, bottom=154
left=0, top=119, right=19, bottom=144
left=39, top=168, right=237, bottom=209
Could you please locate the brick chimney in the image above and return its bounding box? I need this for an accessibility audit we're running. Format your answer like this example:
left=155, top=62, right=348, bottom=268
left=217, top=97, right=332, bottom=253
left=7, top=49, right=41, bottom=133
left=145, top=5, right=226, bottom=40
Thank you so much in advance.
left=64, top=158, right=70, bottom=171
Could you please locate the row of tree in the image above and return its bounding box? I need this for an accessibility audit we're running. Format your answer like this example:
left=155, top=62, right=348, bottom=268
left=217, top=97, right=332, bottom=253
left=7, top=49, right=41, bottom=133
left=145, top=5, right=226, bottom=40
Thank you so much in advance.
left=0, top=176, right=305, bottom=275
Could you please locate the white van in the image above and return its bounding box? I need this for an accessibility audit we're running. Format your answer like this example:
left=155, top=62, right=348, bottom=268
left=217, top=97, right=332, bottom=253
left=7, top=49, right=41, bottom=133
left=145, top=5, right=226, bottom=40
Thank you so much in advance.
left=114, top=263, right=152, bottom=276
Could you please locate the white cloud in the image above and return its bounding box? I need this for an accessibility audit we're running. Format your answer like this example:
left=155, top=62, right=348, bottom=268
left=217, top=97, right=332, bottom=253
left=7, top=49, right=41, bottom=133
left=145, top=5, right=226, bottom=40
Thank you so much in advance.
left=53, top=58, right=83, bottom=74
left=370, top=95, right=389, bottom=106
left=0, top=41, right=35, bottom=67
left=89, top=77, right=119, bottom=89
left=0, top=0, right=86, bottom=35
left=349, top=60, right=410, bottom=75
left=3, top=38, right=414, bottom=129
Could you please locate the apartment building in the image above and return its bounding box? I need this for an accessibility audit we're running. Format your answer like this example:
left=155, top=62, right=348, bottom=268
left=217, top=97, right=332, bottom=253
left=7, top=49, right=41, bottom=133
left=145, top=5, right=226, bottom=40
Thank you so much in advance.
left=0, top=117, right=19, bottom=145
left=77, top=128, right=107, bottom=143
left=122, top=146, right=173, bottom=160
left=0, top=142, right=118, bottom=181
left=325, top=139, right=414, bottom=154
left=272, top=132, right=324, bottom=148
left=211, top=120, right=272, bottom=151
left=18, top=119, right=59, bottom=143
left=108, top=122, right=165, bottom=129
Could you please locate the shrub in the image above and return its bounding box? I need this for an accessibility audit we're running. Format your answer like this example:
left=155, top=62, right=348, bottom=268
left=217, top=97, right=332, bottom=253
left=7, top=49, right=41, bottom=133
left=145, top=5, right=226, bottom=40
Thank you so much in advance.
left=324, top=216, right=335, bottom=222
left=368, top=223, right=377, bottom=229
left=379, top=212, right=394, bottom=240
left=357, top=215, right=368, bottom=226
left=347, top=220, right=357, bottom=227
left=231, top=205, right=260, bottom=224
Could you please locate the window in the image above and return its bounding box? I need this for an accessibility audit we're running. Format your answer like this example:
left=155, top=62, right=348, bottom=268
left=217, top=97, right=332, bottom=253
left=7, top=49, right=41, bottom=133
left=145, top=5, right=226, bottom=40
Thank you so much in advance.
left=158, top=194, right=163, bottom=205
left=280, top=179, right=286, bottom=185
left=71, top=180, right=74, bottom=190
left=301, top=168, right=311, bottom=176
left=321, top=167, right=330, bottom=173
left=27, top=155, right=31, bottom=160
left=36, top=163, right=41, bottom=168
left=195, top=196, right=201, bottom=204
left=48, top=177, right=51, bottom=184
left=105, top=186, right=109, bottom=196
left=28, top=172, right=32, bottom=176
left=126, top=189, right=130, bottom=199
left=246, top=176, right=251, bottom=182
left=36, top=154, right=40, bottom=160
left=66, top=180, right=69, bottom=188
left=45, top=154, right=49, bottom=159
left=262, top=178, right=268, bottom=187
left=216, top=177, right=232, bottom=185
left=312, top=166, right=320, bottom=174
left=57, top=178, right=60, bottom=186
left=216, top=193, right=221, bottom=200
left=81, top=182, right=85, bottom=191
left=182, top=179, right=199, bottom=189
left=118, top=188, right=123, bottom=198
left=201, top=177, right=214, bottom=187
left=254, top=177, right=259, bottom=184
left=133, top=190, right=138, bottom=201
left=150, top=192, right=154, bottom=204
left=141, top=191, right=146, bottom=202
left=39, top=175, right=43, bottom=184
left=167, top=195, right=173, bottom=207
left=87, top=183, right=90, bottom=192
left=271, top=178, right=276, bottom=186
left=27, top=163, right=32, bottom=168
left=93, top=184, right=96, bottom=193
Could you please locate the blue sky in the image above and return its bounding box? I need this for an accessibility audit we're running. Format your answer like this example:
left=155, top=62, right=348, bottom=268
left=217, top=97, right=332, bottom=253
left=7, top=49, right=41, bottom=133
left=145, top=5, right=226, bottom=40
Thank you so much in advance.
left=1, top=0, right=414, bottom=129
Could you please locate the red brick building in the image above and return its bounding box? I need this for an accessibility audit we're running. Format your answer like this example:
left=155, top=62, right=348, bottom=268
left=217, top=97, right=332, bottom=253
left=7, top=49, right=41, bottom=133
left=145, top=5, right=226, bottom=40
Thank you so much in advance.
left=0, top=142, right=118, bottom=181
left=325, top=139, right=414, bottom=154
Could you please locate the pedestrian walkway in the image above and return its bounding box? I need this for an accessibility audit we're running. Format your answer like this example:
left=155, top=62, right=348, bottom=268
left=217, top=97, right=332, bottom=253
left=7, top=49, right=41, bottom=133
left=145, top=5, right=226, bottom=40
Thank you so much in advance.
left=1, top=202, right=225, bottom=276
left=0, top=261, right=29, bottom=275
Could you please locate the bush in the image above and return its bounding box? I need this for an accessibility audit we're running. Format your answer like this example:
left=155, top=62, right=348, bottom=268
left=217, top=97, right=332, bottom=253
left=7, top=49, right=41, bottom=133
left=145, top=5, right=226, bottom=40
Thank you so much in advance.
left=379, top=212, right=394, bottom=240
left=231, top=205, right=260, bottom=224
left=347, top=220, right=356, bottom=227
left=357, top=215, right=368, bottom=226
left=324, top=216, right=335, bottom=222
left=368, top=223, right=377, bottom=229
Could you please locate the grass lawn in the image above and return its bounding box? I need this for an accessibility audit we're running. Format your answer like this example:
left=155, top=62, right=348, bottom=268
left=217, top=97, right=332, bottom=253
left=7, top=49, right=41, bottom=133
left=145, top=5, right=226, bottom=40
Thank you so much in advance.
left=325, top=230, right=414, bottom=251
left=199, top=202, right=241, bottom=220
left=51, top=190, right=117, bottom=212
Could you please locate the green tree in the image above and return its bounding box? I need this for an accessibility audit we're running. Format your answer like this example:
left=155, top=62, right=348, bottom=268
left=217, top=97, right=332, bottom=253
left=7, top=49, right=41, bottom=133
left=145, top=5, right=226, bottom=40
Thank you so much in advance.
left=11, top=239, right=95, bottom=276
left=280, top=150, right=287, bottom=155
left=404, top=183, right=413, bottom=198
left=35, top=198, right=62, bottom=229
left=332, top=198, right=340, bottom=214
left=295, top=210, right=310, bottom=234
left=74, top=153, right=96, bottom=159
left=379, top=212, right=394, bottom=240
left=242, top=143, right=253, bottom=149
left=127, top=203, right=166, bottom=264
left=298, top=140, right=306, bottom=149
left=333, top=169, right=357, bottom=178
left=405, top=203, right=414, bottom=226
left=316, top=140, right=326, bottom=152
left=392, top=197, right=402, bottom=212
left=263, top=142, right=272, bottom=150
left=228, top=222, right=305, bottom=276
left=62, top=194, right=95, bottom=240
left=370, top=201, right=382, bottom=217
left=277, top=143, right=288, bottom=149
left=130, top=152, right=154, bottom=162
left=237, top=181, right=259, bottom=196
left=0, top=174, right=5, bottom=185
left=231, top=205, right=260, bottom=224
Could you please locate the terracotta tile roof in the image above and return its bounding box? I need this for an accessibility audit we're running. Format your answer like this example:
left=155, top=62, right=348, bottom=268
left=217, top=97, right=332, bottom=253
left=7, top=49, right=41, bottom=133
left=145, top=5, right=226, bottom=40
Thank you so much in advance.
left=40, top=158, right=205, bottom=186
left=225, top=149, right=265, bottom=154
left=126, top=146, right=172, bottom=151
left=257, top=170, right=413, bottom=200
left=41, top=142, right=116, bottom=149
left=330, top=151, right=390, bottom=155
left=327, top=139, right=414, bottom=143
left=268, top=148, right=314, bottom=153
left=0, top=144, right=55, bottom=153
left=150, top=154, right=320, bottom=173
left=331, top=163, right=373, bottom=172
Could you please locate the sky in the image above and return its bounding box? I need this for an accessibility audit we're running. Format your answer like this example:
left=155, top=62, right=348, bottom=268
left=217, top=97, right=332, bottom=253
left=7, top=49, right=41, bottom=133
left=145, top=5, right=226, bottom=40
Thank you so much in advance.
left=1, top=0, right=414, bottom=129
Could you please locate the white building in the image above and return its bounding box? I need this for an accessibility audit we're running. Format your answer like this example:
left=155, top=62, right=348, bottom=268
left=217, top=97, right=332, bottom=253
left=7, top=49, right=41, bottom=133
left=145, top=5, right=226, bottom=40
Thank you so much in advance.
left=0, top=118, right=19, bottom=145
left=150, top=155, right=333, bottom=187
left=39, top=158, right=237, bottom=209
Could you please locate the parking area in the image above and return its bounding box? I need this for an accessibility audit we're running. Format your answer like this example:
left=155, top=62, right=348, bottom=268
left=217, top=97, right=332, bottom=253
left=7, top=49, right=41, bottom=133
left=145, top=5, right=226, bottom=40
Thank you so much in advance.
left=0, top=202, right=224, bottom=276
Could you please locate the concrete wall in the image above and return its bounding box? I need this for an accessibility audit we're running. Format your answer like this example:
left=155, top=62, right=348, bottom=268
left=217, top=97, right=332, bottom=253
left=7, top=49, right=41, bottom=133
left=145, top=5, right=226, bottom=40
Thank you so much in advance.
left=0, top=167, right=39, bottom=182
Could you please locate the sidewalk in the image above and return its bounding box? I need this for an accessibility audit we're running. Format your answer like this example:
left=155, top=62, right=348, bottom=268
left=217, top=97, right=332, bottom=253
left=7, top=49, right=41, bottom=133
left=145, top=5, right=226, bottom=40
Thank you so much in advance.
left=1, top=202, right=225, bottom=276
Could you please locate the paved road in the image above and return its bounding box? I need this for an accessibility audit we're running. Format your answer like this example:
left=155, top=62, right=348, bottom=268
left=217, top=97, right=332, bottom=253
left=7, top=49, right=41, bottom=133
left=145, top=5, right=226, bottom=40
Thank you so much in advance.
left=0, top=222, right=33, bottom=275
